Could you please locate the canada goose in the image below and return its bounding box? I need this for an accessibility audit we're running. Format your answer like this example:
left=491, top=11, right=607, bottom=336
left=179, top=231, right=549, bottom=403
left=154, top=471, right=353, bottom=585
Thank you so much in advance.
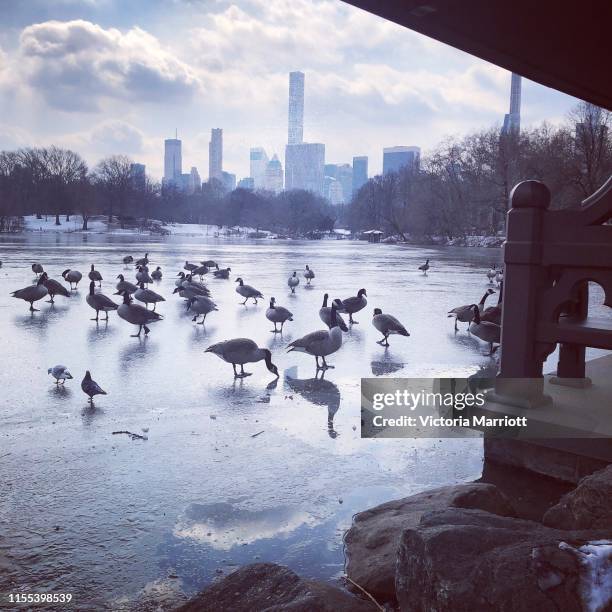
left=135, top=253, right=149, bottom=267
left=372, top=308, right=410, bottom=346
left=88, top=264, right=103, bottom=287
left=213, top=266, right=231, bottom=279
left=448, top=288, right=496, bottom=331
left=151, top=266, right=162, bottom=280
left=43, top=277, right=70, bottom=303
left=319, top=293, right=348, bottom=332
left=81, top=370, right=107, bottom=403
left=189, top=295, right=218, bottom=324
left=235, top=277, right=263, bottom=304
left=481, top=281, right=503, bottom=325
left=115, top=274, right=138, bottom=295
left=134, top=282, right=165, bottom=310
left=184, top=261, right=198, bottom=272
left=335, top=288, right=367, bottom=324
left=62, top=269, right=82, bottom=290
left=86, top=281, right=118, bottom=321
left=486, top=264, right=497, bottom=283
left=31, top=262, right=44, bottom=277
left=183, top=275, right=210, bottom=295
left=469, top=305, right=501, bottom=356
left=266, top=297, right=293, bottom=333
left=288, top=304, right=343, bottom=370
left=418, top=259, right=430, bottom=275
left=48, top=365, right=73, bottom=384
left=176, top=271, right=187, bottom=287
left=123, top=255, right=134, bottom=265
left=206, top=338, right=279, bottom=378
left=201, top=260, right=216, bottom=268
left=136, top=266, right=153, bottom=285
left=192, top=264, right=208, bottom=279
left=304, top=265, right=315, bottom=284
left=11, top=273, right=49, bottom=311
left=288, top=271, right=300, bottom=293
left=495, top=269, right=504, bottom=286
left=117, top=291, right=163, bottom=337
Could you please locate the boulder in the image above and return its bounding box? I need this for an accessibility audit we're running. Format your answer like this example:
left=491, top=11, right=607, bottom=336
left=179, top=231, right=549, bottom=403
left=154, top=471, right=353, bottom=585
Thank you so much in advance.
left=178, top=563, right=376, bottom=612
left=543, top=465, right=612, bottom=530
left=344, top=483, right=514, bottom=602
left=395, top=507, right=607, bottom=612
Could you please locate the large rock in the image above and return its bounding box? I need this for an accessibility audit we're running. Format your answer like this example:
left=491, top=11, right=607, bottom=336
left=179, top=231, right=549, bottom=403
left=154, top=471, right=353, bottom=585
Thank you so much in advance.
left=395, top=507, right=608, bottom=612
left=543, top=464, right=612, bottom=530
left=344, top=483, right=514, bottom=602
left=178, top=563, right=376, bottom=612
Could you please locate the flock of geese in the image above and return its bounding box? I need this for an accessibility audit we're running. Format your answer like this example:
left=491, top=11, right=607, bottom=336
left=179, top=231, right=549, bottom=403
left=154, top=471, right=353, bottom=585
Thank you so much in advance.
left=10, top=256, right=503, bottom=402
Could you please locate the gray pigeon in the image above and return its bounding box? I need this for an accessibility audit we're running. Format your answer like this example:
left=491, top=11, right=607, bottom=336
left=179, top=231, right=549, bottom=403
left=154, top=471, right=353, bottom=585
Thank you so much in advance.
left=81, top=371, right=107, bottom=402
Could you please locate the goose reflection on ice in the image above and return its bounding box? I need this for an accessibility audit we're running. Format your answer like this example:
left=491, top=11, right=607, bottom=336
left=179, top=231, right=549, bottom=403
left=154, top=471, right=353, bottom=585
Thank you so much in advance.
left=284, top=367, right=340, bottom=438
left=371, top=350, right=405, bottom=376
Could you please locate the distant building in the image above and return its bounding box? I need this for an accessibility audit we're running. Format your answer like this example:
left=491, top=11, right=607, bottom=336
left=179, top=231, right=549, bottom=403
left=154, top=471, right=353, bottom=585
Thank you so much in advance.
left=221, top=171, right=236, bottom=192
left=502, top=73, right=522, bottom=135
left=164, top=138, right=182, bottom=185
left=288, top=71, right=305, bottom=145
left=324, top=163, right=353, bottom=203
left=209, top=128, right=223, bottom=180
left=237, top=177, right=255, bottom=190
left=285, top=142, right=325, bottom=196
left=250, top=147, right=269, bottom=189
left=265, top=154, right=284, bottom=193
left=383, top=146, right=420, bottom=175
left=129, top=163, right=146, bottom=191
left=352, top=156, right=368, bottom=195
left=324, top=176, right=343, bottom=205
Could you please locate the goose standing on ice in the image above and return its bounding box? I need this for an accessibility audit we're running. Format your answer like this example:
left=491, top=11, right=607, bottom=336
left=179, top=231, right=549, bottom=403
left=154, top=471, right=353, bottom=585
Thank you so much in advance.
left=136, top=266, right=153, bottom=286
left=303, top=265, right=315, bottom=285
left=183, top=275, right=210, bottom=295
left=116, top=274, right=138, bottom=295
left=418, top=259, right=430, bottom=275
left=481, top=281, right=503, bottom=325
left=88, top=264, right=103, bottom=287
left=334, top=288, right=367, bottom=324
left=486, top=264, right=497, bottom=283
left=48, top=365, right=73, bottom=385
left=288, top=271, right=300, bottom=293
left=372, top=308, right=410, bottom=346
left=189, top=295, right=218, bottom=324
left=265, top=297, right=293, bottom=333
left=213, top=266, right=231, bottom=279
left=86, top=281, right=118, bottom=321
left=201, top=260, right=216, bottom=268
left=151, top=266, right=162, bottom=280
left=288, top=304, right=343, bottom=370
left=191, top=264, right=208, bottom=280
left=43, top=276, right=70, bottom=303
left=31, top=263, right=44, bottom=277
left=495, top=268, right=504, bottom=286
left=319, top=294, right=348, bottom=332
left=62, top=269, right=82, bottom=290
left=135, top=253, right=149, bottom=267
left=122, top=255, right=134, bottom=265
left=206, top=339, right=279, bottom=379
left=235, top=277, right=263, bottom=304
left=469, top=305, right=501, bottom=355
left=184, top=261, right=198, bottom=272
left=81, top=371, right=107, bottom=403
left=447, top=288, right=495, bottom=331
left=11, top=273, right=49, bottom=311
left=117, top=291, right=163, bottom=337
left=134, top=282, right=165, bottom=310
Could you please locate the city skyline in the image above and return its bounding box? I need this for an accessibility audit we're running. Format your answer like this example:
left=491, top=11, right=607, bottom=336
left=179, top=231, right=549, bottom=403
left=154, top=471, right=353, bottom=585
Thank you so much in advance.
left=0, top=1, right=581, bottom=180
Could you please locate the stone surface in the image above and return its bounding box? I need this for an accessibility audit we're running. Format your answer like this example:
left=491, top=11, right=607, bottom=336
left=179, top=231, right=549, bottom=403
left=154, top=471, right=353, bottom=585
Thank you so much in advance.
left=395, top=507, right=606, bottom=612
left=177, top=563, right=376, bottom=612
left=543, top=465, right=612, bottom=530
left=343, top=483, right=514, bottom=602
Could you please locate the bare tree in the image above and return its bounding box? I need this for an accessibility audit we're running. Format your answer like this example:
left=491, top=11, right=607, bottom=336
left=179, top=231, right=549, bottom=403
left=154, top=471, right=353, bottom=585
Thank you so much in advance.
left=93, top=155, right=133, bottom=228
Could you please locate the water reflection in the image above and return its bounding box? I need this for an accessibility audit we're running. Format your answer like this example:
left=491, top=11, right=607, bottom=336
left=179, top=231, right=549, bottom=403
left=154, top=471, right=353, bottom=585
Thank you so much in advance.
left=371, top=351, right=405, bottom=376
left=87, top=320, right=117, bottom=342
left=119, top=337, right=158, bottom=365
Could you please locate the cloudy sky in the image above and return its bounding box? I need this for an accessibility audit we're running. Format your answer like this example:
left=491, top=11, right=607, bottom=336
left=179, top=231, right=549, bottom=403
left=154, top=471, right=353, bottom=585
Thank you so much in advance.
left=0, top=0, right=580, bottom=180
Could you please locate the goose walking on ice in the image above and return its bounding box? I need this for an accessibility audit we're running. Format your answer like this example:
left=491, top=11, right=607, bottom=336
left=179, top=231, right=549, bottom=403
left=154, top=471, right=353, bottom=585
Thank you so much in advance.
left=191, top=264, right=209, bottom=280
left=486, top=264, right=497, bottom=283
left=206, top=339, right=279, bottom=379
left=288, top=304, right=343, bottom=370
left=372, top=308, right=410, bottom=346
left=134, top=253, right=149, bottom=267
left=334, top=288, right=367, bottom=325
left=122, top=255, right=134, bottom=265
left=43, top=277, right=70, bottom=303
left=235, top=277, right=263, bottom=304
left=418, top=259, right=430, bottom=275
left=11, top=273, right=49, bottom=311
left=116, top=274, right=138, bottom=295
left=134, top=282, right=165, bottom=310
left=31, top=263, right=44, bottom=277
left=213, top=266, right=231, bottom=279
left=303, top=265, right=315, bottom=285
left=117, top=291, right=163, bottom=337
left=88, top=264, right=103, bottom=287
left=151, top=266, right=163, bottom=280
left=319, top=293, right=348, bottom=332
left=288, top=271, right=300, bottom=293
left=447, top=288, right=495, bottom=331
left=265, top=297, right=293, bottom=333
left=86, top=281, right=118, bottom=321
left=184, top=261, right=198, bottom=272
left=81, top=371, right=107, bottom=403
left=48, top=365, right=73, bottom=385
left=469, top=305, right=501, bottom=356
left=62, top=269, right=82, bottom=290
left=189, top=295, right=218, bottom=324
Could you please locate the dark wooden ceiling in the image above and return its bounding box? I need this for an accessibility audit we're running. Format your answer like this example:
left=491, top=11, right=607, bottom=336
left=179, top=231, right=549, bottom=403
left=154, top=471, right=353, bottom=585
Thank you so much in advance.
left=342, top=1, right=612, bottom=110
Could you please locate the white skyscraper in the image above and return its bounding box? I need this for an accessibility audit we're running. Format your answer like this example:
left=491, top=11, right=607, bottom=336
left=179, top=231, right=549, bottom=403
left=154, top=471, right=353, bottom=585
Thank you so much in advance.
left=209, top=128, right=223, bottom=180
left=164, top=138, right=182, bottom=185
left=250, top=147, right=269, bottom=189
left=265, top=154, right=284, bottom=193
left=288, top=71, right=304, bottom=145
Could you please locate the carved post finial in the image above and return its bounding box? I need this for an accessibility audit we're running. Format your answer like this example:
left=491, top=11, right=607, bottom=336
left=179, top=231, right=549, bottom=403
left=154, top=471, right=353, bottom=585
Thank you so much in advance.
left=510, top=180, right=551, bottom=210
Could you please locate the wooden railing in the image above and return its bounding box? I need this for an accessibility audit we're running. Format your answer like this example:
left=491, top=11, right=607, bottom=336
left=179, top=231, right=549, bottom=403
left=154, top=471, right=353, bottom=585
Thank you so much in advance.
left=495, top=177, right=612, bottom=405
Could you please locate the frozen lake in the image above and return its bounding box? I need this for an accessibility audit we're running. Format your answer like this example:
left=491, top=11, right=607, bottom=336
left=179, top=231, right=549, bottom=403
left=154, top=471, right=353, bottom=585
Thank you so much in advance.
left=0, top=233, right=512, bottom=609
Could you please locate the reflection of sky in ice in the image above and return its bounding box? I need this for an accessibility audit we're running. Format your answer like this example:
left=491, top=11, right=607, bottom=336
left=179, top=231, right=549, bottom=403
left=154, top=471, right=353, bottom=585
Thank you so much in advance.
left=5, top=233, right=604, bottom=607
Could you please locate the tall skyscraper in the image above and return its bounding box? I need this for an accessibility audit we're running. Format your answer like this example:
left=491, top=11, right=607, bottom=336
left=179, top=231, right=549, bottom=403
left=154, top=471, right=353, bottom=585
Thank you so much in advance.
left=250, top=147, right=269, bottom=189
left=265, top=154, right=283, bottom=193
left=221, top=171, right=236, bottom=192
left=285, top=143, right=325, bottom=195
left=352, top=156, right=368, bottom=195
left=209, top=128, right=223, bottom=181
left=288, top=71, right=305, bottom=145
left=164, top=137, right=182, bottom=185
left=383, top=146, right=420, bottom=175
left=502, top=73, right=522, bottom=135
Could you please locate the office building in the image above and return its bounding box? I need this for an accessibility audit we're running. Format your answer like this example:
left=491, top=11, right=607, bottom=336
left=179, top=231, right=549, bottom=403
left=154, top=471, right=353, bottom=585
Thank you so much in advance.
left=209, top=128, right=223, bottom=180
left=237, top=177, right=255, bottom=190
left=352, top=156, right=368, bottom=195
left=324, top=176, right=343, bottom=205
left=502, top=73, right=522, bottom=135
left=288, top=71, right=305, bottom=145
left=164, top=137, right=182, bottom=185
left=129, top=163, right=146, bottom=191
left=265, top=154, right=284, bottom=193
left=383, top=146, right=420, bottom=175
left=285, top=142, right=325, bottom=196
left=250, top=147, right=269, bottom=189
left=221, top=171, right=236, bottom=192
